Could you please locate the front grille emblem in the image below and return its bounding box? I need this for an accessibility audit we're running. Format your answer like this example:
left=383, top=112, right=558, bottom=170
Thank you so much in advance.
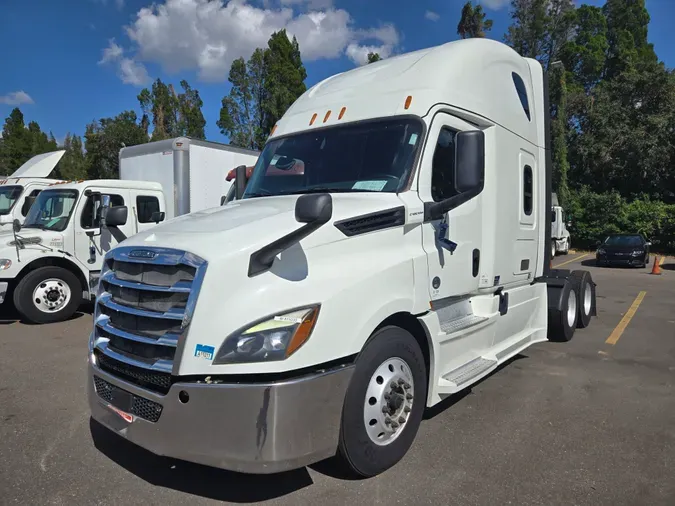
left=128, top=249, right=157, bottom=259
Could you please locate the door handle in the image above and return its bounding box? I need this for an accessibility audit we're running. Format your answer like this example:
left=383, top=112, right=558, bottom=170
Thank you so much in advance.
left=472, top=249, right=480, bottom=277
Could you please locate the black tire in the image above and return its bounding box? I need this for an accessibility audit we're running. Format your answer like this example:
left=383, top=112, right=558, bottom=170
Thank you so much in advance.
left=547, top=281, right=578, bottom=342
left=13, top=266, right=82, bottom=324
left=570, top=270, right=594, bottom=328
left=336, top=325, right=427, bottom=478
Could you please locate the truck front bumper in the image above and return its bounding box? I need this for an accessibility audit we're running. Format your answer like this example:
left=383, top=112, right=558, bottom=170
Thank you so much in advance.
left=0, top=281, right=8, bottom=304
left=87, top=358, right=355, bottom=474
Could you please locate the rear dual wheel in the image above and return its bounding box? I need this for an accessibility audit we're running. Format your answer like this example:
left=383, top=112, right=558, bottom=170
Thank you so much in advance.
left=336, top=326, right=427, bottom=477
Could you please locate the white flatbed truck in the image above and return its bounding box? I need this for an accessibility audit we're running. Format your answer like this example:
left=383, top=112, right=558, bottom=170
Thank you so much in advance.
left=87, top=38, right=597, bottom=478
left=0, top=138, right=259, bottom=323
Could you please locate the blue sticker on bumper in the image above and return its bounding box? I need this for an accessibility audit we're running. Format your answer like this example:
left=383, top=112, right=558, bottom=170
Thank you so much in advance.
left=194, top=344, right=215, bottom=360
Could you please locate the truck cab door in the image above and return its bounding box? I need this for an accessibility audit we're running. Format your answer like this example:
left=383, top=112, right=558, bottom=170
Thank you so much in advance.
left=74, top=189, right=133, bottom=271
left=418, top=112, right=485, bottom=301
left=130, top=190, right=166, bottom=234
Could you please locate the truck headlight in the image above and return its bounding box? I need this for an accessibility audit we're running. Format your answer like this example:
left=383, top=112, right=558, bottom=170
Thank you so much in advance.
left=213, top=305, right=320, bottom=364
left=0, top=259, right=11, bottom=270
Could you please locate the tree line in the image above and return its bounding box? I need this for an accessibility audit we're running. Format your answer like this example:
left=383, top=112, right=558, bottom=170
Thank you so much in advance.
left=1, top=1, right=673, bottom=249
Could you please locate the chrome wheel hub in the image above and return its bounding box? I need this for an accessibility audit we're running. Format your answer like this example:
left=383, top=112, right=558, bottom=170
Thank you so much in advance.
left=364, top=357, right=415, bottom=446
left=33, top=278, right=71, bottom=313
left=567, top=288, right=577, bottom=328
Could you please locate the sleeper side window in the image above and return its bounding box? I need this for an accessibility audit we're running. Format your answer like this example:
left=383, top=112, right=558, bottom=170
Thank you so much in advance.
left=524, top=165, right=533, bottom=216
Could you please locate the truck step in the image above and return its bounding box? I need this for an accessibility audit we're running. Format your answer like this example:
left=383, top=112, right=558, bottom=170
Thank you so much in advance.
left=440, top=314, right=488, bottom=334
left=442, top=357, right=497, bottom=387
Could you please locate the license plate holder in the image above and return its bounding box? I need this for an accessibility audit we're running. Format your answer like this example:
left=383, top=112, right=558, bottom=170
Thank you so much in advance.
left=109, top=386, right=133, bottom=413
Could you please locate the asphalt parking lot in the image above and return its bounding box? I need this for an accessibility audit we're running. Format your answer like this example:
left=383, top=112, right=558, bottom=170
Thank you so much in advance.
left=1, top=253, right=674, bottom=506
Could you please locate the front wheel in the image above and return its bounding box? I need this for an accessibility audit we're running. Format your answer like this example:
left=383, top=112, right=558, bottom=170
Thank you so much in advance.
left=13, top=266, right=82, bottom=324
left=336, top=325, right=427, bottom=478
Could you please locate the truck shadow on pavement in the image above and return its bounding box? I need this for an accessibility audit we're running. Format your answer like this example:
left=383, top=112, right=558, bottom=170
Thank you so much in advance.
left=0, top=303, right=91, bottom=325
left=89, top=418, right=314, bottom=502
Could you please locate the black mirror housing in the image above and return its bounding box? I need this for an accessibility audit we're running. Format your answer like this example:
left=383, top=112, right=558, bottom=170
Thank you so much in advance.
left=295, top=193, right=333, bottom=224
left=150, top=211, right=165, bottom=224
left=455, top=130, right=485, bottom=193
left=12, top=219, right=21, bottom=234
left=104, top=206, right=128, bottom=227
left=235, top=165, right=247, bottom=200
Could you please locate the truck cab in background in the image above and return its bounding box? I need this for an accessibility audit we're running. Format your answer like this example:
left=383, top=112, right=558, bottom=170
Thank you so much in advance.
left=0, top=179, right=165, bottom=323
left=0, top=150, right=66, bottom=231
left=87, top=38, right=597, bottom=478
left=551, top=192, right=571, bottom=257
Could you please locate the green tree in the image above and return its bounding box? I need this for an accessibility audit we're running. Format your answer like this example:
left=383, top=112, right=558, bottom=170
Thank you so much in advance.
left=263, top=30, right=307, bottom=135
left=84, top=111, right=148, bottom=179
left=217, top=49, right=268, bottom=150
left=137, top=79, right=206, bottom=140
left=0, top=108, right=58, bottom=176
left=549, top=62, right=570, bottom=207
left=218, top=30, right=307, bottom=150
left=55, top=134, right=87, bottom=180
left=457, top=1, right=494, bottom=39
left=367, top=52, right=382, bottom=63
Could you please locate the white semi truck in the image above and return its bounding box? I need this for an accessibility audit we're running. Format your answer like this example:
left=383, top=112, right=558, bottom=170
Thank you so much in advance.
left=0, top=150, right=66, bottom=230
left=87, top=38, right=597, bottom=478
left=551, top=192, right=571, bottom=257
left=0, top=138, right=259, bottom=323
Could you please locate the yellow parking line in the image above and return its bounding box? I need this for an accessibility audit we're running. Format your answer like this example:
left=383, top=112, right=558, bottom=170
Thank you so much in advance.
left=605, top=291, right=647, bottom=345
left=659, top=256, right=665, bottom=266
left=554, top=253, right=590, bottom=268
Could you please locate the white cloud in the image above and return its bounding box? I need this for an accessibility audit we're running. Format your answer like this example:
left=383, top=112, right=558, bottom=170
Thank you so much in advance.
left=98, top=39, right=150, bottom=86
left=109, top=0, right=399, bottom=83
left=0, top=91, right=34, bottom=105
left=279, top=0, right=334, bottom=8
left=479, top=0, right=510, bottom=9
left=425, top=10, right=440, bottom=22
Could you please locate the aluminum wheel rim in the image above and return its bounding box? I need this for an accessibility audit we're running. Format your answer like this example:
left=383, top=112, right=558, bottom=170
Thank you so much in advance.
left=32, top=278, right=71, bottom=313
left=363, top=357, right=415, bottom=446
left=583, top=282, right=592, bottom=316
left=567, top=288, right=577, bottom=328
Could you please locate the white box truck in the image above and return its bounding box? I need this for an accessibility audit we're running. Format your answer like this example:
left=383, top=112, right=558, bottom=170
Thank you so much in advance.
left=119, top=137, right=260, bottom=217
left=551, top=192, right=571, bottom=256
left=87, top=38, right=597, bottom=478
left=0, top=138, right=259, bottom=324
left=0, top=150, right=66, bottom=231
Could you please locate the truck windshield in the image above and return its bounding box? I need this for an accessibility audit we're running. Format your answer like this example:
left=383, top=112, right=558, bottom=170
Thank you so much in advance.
left=0, top=185, right=23, bottom=215
left=23, top=189, right=79, bottom=232
left=243, top=117, right=424, bottom=198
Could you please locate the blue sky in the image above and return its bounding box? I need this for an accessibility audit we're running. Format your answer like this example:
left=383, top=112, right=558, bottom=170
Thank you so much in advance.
left=1, top=0, right=674, bottom=146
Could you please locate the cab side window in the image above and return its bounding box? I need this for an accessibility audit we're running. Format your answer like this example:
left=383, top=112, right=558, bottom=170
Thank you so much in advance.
left=21, top=189, right=42, bottom=217
left=137, top=195, right=160, bottom=223
left=81, top=194, right=124, bottom=229
left=431, top=127, right=458, bottom=202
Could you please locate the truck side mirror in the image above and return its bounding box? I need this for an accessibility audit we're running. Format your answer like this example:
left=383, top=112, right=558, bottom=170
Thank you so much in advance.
left=12, top=219, right=21, bottom=234
left=595, top=240, right=601, bottom=247
left=235, top=165, right=247, bottom=200
left=295, top=193, right=333, bottom=224
left=150, top=211, right=165, bottom=224
left=103, top=206, right=128, bottom=227
left=455, top=130, right=485, bottom=193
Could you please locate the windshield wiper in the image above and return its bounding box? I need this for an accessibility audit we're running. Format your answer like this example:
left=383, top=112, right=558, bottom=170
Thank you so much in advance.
left=280, top=187, right=379, bottom=195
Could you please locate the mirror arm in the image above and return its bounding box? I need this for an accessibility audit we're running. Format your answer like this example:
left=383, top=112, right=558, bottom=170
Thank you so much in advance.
left=423, top=190, right=481, bottom=222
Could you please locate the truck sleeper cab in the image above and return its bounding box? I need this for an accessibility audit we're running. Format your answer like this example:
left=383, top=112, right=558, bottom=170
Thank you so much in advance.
left=0, top=180, right=166, bottom=323
left=87, top=39, right=597, bottom=478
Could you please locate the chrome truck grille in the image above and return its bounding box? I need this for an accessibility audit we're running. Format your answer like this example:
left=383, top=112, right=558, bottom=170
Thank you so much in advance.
left=91, top=246, right=207, bottom=394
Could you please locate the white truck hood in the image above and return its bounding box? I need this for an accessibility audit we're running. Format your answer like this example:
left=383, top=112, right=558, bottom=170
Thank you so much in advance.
left=120, top=192, right=405, bottom=262
left=9, top=150, right=66, bottom=178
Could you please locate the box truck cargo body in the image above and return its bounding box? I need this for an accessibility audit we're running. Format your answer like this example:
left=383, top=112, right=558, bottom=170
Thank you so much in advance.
left=119, top=137, right=260, bottom=219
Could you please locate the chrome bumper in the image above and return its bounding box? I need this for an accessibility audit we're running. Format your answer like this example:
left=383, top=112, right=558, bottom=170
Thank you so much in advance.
left=0, top=281, right=7, bottom=304
left=87, top=359, right=354, bottom=474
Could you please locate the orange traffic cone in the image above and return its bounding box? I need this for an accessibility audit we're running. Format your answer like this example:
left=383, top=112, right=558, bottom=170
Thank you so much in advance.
left=651, top=256, right=662, bottom=275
